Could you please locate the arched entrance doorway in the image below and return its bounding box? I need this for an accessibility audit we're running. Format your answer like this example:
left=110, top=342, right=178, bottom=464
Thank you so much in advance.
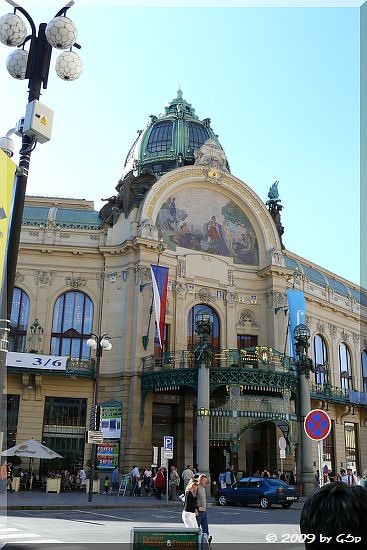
left=240, top=421, right=278, bottom=476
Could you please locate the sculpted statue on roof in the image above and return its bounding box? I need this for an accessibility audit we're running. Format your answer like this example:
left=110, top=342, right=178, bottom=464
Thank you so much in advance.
left=99, top=169, right=157, bottom=226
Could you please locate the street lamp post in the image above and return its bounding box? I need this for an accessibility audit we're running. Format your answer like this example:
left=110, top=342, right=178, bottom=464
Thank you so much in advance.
left=0, top=0, right=82, bottom=319
left=86, top=333, right=112, bottom=502
left=294, top=323, right=315, bottom=496
left=195, top=311, right=213, bottom=482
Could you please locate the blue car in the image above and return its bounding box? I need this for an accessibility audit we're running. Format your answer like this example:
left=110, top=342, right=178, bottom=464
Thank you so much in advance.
left=215, top=477, right=299, bottom=509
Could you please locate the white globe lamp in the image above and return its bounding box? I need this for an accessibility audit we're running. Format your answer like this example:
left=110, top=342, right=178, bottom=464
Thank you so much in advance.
left=55, top=50, right=83, bottom=81
left=0, top=13, right=27, bottom=47
left=6, top=48, right=28, bottom=79
left=45, top=16, right=77, bottom=50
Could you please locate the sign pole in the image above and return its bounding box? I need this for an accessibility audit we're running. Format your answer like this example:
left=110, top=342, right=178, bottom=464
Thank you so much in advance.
left=166, top=464, right=169, bottom=503
left=163, top=436, right=174, bottom=503
left=317, top=440, right=323, bottom=488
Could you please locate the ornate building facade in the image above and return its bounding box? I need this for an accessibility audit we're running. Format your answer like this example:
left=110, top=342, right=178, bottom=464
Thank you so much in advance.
left=6, top=91, right=367, bottom=487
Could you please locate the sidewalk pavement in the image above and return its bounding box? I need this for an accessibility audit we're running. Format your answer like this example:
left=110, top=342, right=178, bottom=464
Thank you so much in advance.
left=1, top=490, right=307, bottom=511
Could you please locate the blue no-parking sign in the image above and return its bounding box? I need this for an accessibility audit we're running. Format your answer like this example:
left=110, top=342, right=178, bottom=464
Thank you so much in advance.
left=304, top=409, right=331, bottom=441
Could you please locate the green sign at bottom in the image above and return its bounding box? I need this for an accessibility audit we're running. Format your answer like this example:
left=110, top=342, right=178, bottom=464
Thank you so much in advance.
left=130, top=527, right=200, bottom=549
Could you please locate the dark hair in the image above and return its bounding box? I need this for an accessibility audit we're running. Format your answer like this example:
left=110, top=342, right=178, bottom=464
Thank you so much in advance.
left=300, top=482, right=367, bottom=548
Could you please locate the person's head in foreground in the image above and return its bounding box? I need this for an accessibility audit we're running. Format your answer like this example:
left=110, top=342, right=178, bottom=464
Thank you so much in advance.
left=300, top=482, right=367, bottom=549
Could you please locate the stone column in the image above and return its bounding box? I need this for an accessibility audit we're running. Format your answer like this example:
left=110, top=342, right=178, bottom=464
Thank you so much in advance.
left=196, top=361, right=210, bottom=475
left=294, top=323, right=315, bottom=497
left=299, top=373, right=314, bottom=496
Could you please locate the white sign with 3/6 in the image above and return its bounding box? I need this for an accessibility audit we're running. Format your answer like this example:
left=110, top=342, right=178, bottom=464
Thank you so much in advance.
left=6, top=352, right=67, bottom=370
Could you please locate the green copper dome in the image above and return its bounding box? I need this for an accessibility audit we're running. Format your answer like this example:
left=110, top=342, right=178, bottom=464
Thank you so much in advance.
left=122, top=89, right=229, bottom=177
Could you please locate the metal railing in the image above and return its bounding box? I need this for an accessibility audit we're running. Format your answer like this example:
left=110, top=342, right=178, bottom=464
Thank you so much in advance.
left=141, top=347, right=294, bottom=373
left=310, top=382, right=349, bottom=403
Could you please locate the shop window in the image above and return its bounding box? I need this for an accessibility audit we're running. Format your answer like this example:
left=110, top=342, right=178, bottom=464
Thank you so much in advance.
left=9, top=288, right=30, bottom=352
left=42, top=397, right=87, bottom=472
left=344, top=422, right=359, bottom=473
left=313, top=334, right=329, bottom=384
left=339, top=343, right=352, bottom=390
left=50, top=291, right=93, bottom=359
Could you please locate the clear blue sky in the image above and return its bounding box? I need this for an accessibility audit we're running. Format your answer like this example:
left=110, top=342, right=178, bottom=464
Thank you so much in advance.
left=0, top=1, right=361, bottom=285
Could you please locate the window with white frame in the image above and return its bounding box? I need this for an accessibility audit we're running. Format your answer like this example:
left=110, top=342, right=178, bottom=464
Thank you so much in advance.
left=339, top=342, right=352, bottom=390
left=313, top=334, right=328, bottom=384
left=361, top=350, right=367, bottom=393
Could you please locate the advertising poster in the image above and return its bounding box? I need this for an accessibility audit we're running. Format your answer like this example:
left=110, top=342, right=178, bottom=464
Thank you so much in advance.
left=97, top=441, right=119, bottom=470
left=0, top=149, right=16, bottom=292
left=100, top=403, right=122, bottom=439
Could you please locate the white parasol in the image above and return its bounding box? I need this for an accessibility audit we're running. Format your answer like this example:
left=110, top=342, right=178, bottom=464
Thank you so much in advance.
left=2, top=438, right=62, bottom=459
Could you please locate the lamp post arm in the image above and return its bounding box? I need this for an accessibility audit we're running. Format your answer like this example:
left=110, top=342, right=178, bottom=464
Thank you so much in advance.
left=7, top=3, right=36, bottom=36
left=54, top=2, right=75, bottom=18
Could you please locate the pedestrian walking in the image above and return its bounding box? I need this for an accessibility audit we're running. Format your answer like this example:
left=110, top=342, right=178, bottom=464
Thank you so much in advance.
left=0, top=461, right=7, bottom=493
left=103, top=476, right=110, bottom=494
left=130, top=464, right=139, bottom=495
left=111, top=466, right=120, bottom=494
left=182, top=465, right=194, bottom=491
left=78, top=468, right=87, bottom=490
left=154, top=466, right=166, bottom=499
left=182, top=478, right=199, bottom=528
left=169, top=465, right=180, bottom=500
left=196, top=473, right=212, bottom=544
left=358, top=470, right=367, bottom=489
left=225, top=466, right=235, bottom=487
left=143, top=467, right=153, bottom=495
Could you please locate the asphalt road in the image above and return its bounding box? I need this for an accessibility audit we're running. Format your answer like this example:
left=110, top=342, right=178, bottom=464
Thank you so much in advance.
left=1, top=504, right=303, bottom=547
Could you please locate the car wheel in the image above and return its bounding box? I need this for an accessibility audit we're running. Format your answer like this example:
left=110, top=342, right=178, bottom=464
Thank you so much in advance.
left=281, top=503, right=292, bottom=509
left=260, top=496, right=271, bottom=509
left=217, top=494, right=228, bottom=506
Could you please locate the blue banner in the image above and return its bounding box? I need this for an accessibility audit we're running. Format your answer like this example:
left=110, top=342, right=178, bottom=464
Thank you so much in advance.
left=286, top=289, right=306, bottom=357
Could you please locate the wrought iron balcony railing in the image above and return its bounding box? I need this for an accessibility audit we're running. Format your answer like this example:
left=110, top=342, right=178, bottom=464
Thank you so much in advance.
left=310, top=382, right=350, bottom=403
left=142, top=346, right=295, bottom=373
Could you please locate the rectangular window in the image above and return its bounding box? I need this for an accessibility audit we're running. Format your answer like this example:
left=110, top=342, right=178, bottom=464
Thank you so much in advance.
left=154, top=324, right=170, bottom=360
left=323, top=420, right=335, bottom=476
left=344, top=422, right=359, bottom=473
left=7, top=395, right=20, bottom=449
left=42, top=397, right=87, bottom=473
left=237, top=335, right=258, bottom=349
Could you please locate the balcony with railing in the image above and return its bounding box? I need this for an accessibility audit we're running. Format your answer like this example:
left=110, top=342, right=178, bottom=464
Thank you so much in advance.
left=310, top=382, right=367, bottom=407
left=140, top=347, right=299, bottom=398
left=142, top=346, right=294, bottom=373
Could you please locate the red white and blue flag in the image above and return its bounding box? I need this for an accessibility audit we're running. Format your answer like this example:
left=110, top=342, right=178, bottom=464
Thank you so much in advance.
left=151, top=265, right=169, bottom=349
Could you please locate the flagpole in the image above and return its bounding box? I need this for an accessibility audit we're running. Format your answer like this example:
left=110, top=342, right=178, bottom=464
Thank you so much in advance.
left=142, top=240, right=166, bottom=351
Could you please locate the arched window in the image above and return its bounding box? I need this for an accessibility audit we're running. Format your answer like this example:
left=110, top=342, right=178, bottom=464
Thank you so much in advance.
left=361, top=350, right=367, bottom=392
left=9, top=288, right=30, bottom=352
left=187, top=304, right=220, bottom=352
left=50, top=291, right=93, bottom=359
left=313, top=334, right=328, bottom=384
left=339, top=342, right=352, bottom=390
